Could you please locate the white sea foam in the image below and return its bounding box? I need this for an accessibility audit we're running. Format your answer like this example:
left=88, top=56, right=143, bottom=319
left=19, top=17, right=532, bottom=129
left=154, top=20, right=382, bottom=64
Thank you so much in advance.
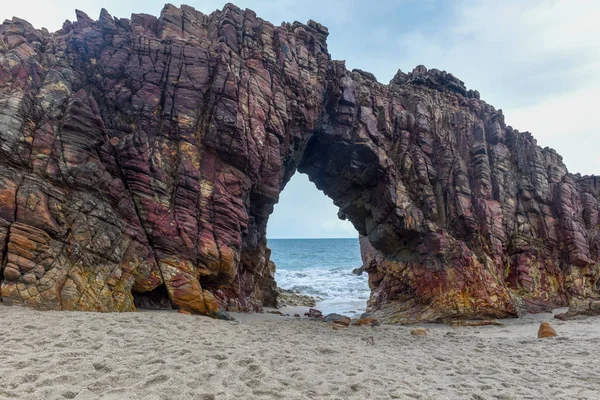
left=269, top=238, right=369, bottom=315
left=275, top=267, right=370, bottom=315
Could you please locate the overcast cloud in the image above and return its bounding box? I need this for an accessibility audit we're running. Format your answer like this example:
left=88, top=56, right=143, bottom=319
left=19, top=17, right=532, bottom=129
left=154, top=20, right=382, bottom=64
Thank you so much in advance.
left=3, top=0, right=598, bottom=238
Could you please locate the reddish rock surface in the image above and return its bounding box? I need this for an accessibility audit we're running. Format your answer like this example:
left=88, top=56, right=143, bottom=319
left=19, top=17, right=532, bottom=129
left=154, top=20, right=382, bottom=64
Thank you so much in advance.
left=538, top=322, right=557, bottom=338
left=0, top=4, right=598, bottom=321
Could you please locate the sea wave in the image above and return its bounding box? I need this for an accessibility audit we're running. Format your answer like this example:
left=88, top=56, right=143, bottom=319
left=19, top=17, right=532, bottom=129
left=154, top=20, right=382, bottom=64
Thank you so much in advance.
left=275, top=267, right=370, bottom=314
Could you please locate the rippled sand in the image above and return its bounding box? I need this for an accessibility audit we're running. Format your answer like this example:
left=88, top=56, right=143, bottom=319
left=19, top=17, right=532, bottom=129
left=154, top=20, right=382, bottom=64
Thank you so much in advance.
left=1, top=305, right=599, bottom=399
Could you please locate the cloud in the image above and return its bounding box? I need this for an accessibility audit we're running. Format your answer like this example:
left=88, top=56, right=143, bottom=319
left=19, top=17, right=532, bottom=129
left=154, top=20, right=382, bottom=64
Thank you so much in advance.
left=388, top=0, right=600, bottom=174
left=505, top=85, right=600, bottom=141
left=394, top=0, right=600, bottom=105
left=267, top=173, right=357, bottom=238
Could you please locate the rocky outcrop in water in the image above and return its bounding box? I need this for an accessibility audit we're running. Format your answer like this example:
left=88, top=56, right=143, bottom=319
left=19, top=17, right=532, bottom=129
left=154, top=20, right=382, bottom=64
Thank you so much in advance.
left=276, top=288, right=318, bottom=308
left=0, top=4, right=598, bottom=321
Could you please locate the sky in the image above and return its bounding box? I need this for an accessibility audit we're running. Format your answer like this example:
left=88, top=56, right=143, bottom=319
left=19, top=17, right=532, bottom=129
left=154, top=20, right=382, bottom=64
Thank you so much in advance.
left=3, top=0, right=599, bottom=238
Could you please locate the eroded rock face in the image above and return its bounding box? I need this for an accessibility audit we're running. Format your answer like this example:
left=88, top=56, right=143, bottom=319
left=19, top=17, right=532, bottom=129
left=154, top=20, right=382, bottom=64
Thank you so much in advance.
left=0, top=5, right=598, bottom=321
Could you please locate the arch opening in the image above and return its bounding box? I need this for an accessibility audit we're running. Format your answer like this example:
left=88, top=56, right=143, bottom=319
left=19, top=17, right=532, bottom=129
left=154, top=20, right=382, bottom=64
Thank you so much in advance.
left=267, top=173, right=369, bottom=315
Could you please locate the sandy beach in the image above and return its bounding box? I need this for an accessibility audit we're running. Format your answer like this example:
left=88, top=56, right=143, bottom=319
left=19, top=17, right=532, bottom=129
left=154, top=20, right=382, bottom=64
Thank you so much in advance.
left=1, top=306, right=599, bottom=400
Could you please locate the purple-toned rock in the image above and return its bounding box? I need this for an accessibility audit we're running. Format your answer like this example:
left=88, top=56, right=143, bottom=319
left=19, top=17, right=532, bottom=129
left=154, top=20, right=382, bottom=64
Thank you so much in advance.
left=305, top=308, right=324, bottom=319
left=0, top=4, right=598, bottom=323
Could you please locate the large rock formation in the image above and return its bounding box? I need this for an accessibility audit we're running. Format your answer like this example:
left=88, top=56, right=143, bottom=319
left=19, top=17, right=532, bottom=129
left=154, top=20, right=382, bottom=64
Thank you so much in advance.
left=0, top=4, right=598, bottom=322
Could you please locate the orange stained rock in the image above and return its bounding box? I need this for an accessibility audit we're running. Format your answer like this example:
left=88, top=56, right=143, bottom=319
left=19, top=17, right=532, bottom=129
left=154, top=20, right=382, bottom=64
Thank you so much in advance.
left=538, top=322, right=557, bottom=338
left=0, top=177, right=18, bottom=220
left=355, top=315, right=380, bottom=326
left=202, top=290, right=220, bottom=316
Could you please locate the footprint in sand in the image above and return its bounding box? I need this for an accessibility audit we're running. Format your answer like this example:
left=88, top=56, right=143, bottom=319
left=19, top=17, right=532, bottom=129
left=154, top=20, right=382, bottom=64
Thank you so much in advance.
left=237, top=358, right=254, bottom=366
left=14, top=360, right=32, bottom=369
left=93, top=362, right=111, bottom=372
left=247, top=364, right=261, bottom=373
left=144, top=374, right=170, bottom=387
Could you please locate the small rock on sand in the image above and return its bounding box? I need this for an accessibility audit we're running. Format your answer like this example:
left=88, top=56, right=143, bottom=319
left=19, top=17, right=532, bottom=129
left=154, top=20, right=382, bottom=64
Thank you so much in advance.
left=305, top=308, right=323, bottom=319
left=354, top=312, right=380, bottom=327
left=216, top=311, right=234, bottom=321
left=411, top=328, right=427, bottom=336
left=538, top=322, right=557, bottom=338
left=323, top=313, right=351, bottom=326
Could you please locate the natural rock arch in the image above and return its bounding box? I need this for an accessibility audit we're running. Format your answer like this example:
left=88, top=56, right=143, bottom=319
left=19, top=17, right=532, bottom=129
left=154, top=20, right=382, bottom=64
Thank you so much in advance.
left=0, top=4, right=598, bottom=322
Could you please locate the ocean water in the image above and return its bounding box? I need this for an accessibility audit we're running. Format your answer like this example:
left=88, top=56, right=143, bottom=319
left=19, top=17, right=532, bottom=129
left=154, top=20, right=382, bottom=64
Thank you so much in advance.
left=268, top=238, right=370, bottom=315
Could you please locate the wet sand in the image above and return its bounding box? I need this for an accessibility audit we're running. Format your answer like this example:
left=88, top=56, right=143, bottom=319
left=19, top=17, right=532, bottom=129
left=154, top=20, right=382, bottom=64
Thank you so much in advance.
left=1, top=305, right=599, bottom=399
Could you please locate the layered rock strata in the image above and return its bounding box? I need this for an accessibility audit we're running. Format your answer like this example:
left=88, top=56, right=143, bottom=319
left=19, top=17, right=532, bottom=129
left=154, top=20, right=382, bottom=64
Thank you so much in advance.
left=0, top=4, right=598, bottom=321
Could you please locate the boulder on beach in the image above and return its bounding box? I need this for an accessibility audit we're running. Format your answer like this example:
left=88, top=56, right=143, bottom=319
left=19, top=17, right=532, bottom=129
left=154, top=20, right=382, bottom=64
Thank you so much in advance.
left=323, top=313, right=351, bottom=326
left=305, top=308, right=323, bottom=319
left=354, top=312, right=380, bottom=326
left=554, top=299, right=600, bottom=320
